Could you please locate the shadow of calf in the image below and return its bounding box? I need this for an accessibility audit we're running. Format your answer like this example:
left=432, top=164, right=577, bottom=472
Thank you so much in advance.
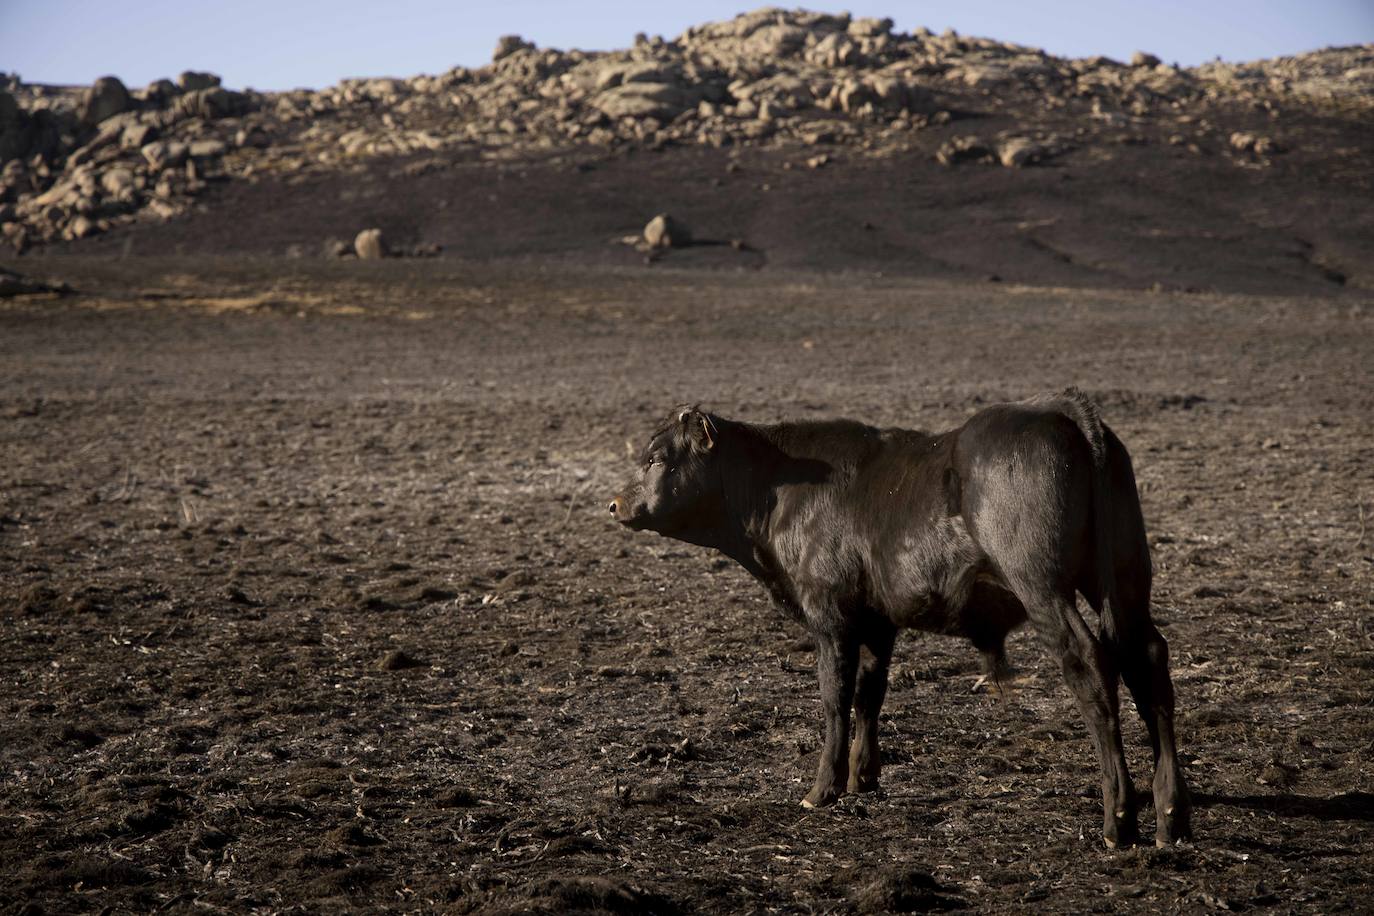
left=1193, top=790, right=1374, bottom=822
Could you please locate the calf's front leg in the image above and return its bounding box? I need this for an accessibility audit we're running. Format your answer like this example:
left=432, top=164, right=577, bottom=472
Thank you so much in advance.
left=802, top=630, right=859, bottom=808
left=848, top=623, right=896, bottom=794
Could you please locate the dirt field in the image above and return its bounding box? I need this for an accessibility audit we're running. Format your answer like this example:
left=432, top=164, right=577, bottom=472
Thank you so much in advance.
left=2, top=258, right=1372, bottom=913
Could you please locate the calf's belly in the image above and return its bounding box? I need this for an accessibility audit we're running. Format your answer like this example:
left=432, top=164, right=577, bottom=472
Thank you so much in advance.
left=877, top=514, right=984, bottom=634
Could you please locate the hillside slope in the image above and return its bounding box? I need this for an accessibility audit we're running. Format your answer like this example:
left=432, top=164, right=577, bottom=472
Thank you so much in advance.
left=3, top=9, right=1372, bottom=292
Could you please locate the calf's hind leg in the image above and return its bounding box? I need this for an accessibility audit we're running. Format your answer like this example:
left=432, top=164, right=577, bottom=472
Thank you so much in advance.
left=847, top=621, right=896, bottom=794
left=1019, top=586, right=1139, bottom=848
left=1116, top=620, right=1191, bottom=845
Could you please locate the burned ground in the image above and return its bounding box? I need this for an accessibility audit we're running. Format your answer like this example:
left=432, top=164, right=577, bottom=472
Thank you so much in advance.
left=1, top=260, right=1372, bottom=912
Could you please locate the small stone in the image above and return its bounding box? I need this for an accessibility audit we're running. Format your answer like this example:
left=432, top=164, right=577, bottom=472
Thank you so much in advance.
left=998, top=137, right=1046, bottom=168
left=935, top=135, right=993, bottom=166
left=1131, top=51, right=1162, bottom=68
left=643, top=213, right=691, bottom=249
left=354, top=228, right=387, bottom=259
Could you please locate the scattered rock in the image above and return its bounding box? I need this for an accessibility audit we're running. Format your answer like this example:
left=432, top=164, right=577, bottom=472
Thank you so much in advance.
left=1230, top=131, right=1281, bottom=156
left=1132, top=51, right=1163, bottom=69
left=644, top=213, right=691, bottom=249
left=354, top=227, right=387, bottom=259
left=936, top=135, right=994, bottom=166
left=998, top=136, right=1047, bottom=167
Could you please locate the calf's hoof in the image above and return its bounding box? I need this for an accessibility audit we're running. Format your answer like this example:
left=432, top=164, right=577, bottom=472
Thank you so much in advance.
left=846, top=773, right=880, bottom=795
left=1155, top=803, right=1193, bottom=847
left=1103, top=809, right=1140, bottom=850
left=801, top=784, right=843, bottom=809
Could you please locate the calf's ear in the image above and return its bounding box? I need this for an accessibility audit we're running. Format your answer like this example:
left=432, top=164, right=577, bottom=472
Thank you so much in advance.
left=690, top=414, right=715, bottom=452
left=677, top=406, right=715, bottom=452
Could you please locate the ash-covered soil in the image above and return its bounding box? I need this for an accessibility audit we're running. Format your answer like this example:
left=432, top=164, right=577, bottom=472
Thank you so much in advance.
left=1, top=259, right=1372, bottom=913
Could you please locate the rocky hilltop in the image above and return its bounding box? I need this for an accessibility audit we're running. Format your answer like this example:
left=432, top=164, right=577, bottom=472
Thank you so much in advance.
left=2, top=8, right=1371, bottom=289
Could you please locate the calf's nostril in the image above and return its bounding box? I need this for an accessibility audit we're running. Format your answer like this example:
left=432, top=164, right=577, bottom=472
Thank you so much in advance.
left=609, top=499, right=619, bottom=515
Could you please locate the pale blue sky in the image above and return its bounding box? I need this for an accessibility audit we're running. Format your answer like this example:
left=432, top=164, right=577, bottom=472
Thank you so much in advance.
left=3, top=1, right=1372, bottom=91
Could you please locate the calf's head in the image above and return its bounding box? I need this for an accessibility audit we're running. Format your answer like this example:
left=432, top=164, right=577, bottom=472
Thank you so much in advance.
left=610, top=406, right=721, bottom=536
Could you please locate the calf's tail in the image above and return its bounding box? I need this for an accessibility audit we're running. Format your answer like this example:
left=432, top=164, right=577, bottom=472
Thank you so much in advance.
left=1058, top=388, right=1130, bottom=646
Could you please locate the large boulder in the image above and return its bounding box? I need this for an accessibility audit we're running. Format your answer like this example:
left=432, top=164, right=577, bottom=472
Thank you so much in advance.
left=592, top=83, right=695, bottom=120
left=827, top=76, right=935, bottom=117
left=170, top=87, right=250, bottom=122
left=493, top=35, right=534, bottom=61
left=143, top=78, right=179, bottom=104
left=178, top=71, right=221, bottom=92
left=81, top=76, right=132, bottom=125
left=594, top=61, right=681, bottom=91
